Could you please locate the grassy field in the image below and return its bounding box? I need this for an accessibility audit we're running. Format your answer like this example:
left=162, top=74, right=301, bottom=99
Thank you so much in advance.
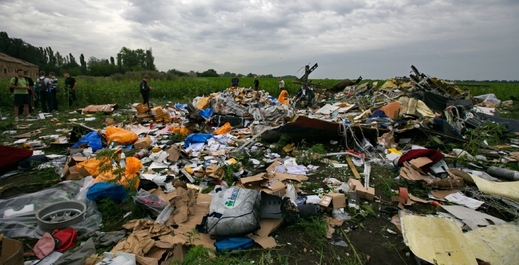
left=1, top=76, right=518, bottom=114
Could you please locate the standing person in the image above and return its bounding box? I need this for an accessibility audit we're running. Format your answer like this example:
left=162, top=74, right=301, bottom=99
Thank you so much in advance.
left=23, top=71, right=35, bottom=114
left=49, top=72, right=59, bottom=111
left=278, top=77, right=285, bottom=93
left=253, top=76, right=260, bottom=91
left=36, top=71, right=53, bottom=113
left=140, top=75, right=153, bottom=109
left=63, top=72, right=77, bottom=106
left=231, top=74, right=239, bottom=88
left=9, top=69, right=31, bottom=122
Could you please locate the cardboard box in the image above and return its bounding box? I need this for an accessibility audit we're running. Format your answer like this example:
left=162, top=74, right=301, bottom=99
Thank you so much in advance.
left=150, top=107, right=164, bottom=117
left=319, top=192, right=346, bottom=209
left=135, top=103, right=149, bottom=114
left=134, top=136, right=152, bottom=150
left=237, top=173, right=266, bottom=189
left=348, top=178, right=375, bottom=201
left=0, top=237, right=24, bottom=265
left=62, top=156, right=90, bottom=180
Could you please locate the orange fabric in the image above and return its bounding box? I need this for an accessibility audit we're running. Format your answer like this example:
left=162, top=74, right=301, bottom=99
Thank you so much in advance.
left=278, top=90, right=289, bottom=105
left=169, top=126, right=192, bottom=136
left=105, top=126, right=138, bottom=145
left=379, top=101, right=403, bottom=119
left=213, top=122, right=232, bottom=135
left=94, top=157, right=142, bottom=189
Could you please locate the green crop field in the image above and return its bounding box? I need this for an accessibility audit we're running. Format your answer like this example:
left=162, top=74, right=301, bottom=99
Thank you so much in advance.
left=1, top=76, right=518, bottom=114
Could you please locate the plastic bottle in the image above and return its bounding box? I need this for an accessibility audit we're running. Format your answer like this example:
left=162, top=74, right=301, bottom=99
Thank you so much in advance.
left=134, top=149, right=149, bottom=159
left=119, top=152, right=126, bottom=167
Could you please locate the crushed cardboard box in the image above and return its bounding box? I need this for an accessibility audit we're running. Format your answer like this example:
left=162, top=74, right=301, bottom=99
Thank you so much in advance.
left=347, top=178, right=375, bottom=201
left=62, top=156, right=90, bottom=180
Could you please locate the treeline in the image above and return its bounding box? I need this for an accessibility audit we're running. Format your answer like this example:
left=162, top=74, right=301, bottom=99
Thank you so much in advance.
left=0, top=31, right=155, bottom=77
left=1, top=31, right=284, bottom=79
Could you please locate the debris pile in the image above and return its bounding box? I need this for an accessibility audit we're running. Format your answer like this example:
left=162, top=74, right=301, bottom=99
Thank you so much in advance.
left=1, top=65, right=519, bottom=264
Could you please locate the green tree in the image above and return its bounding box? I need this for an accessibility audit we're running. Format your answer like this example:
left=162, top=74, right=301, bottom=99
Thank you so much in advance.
left=199, top=69, right=219, bottom=77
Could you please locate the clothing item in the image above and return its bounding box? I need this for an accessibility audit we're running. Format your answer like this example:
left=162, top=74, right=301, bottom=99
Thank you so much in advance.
left=10, top=76, right=29, bottom=95
left=231, top=77, right=239, bottom=86
left=40, top=91, right=54, bottom=113
left=140, top=80, right=150, bottom=93
left=279, top=79, right=285, bottom=89
left=13, top=94, right=30, bottom=106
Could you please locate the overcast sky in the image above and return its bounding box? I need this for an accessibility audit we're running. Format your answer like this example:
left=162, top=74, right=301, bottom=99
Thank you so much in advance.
left=1, top=0, right=518, bottom=80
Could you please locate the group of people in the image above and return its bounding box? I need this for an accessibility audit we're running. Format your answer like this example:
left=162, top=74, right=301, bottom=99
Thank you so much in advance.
left=9, top=69, right=77, bottom=121
left=230, top=75, right=286, bottom=92
left=229, top=75, right=313, bottom=106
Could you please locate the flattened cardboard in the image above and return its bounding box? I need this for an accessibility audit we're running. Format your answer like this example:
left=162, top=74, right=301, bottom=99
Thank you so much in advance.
left=273, top=172, right=307, bottom=182
left=237, top=173, right=266, bottom=189
left=167, top=144, right=182, bottom=162
left=171, top=193, right=216, bottom=250
left=250, top=235, right=277, bottom=249
left=254, top=218, right=284, bottom=238
left=266, top=161, right=282, bottom=174
left=409, top=157, right=433, bottom=173
left=80, top=104, right=118, bottom=114
left=0, top=237, right=24, bottom=265
left=134, top=136, right=152, bottom=150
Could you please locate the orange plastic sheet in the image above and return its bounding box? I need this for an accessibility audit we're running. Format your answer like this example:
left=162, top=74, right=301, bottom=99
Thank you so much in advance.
left=105, top=126, right=138, bottom=145
left=169, top=126, right=192, bottom=136
left=213, top=122, right=232, bottom=135
left=77, top=156, right=142, bottom=189
left=379, top=101, right=403, bottom=119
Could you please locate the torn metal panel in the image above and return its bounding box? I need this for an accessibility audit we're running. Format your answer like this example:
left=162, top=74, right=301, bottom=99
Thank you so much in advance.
left=464, top=223, right=519, bottom=265
left=401, top=215, right=477, bottom=265
left=440, top=205, right=505, bottom=230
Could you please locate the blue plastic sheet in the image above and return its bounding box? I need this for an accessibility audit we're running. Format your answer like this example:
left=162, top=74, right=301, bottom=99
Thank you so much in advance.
left=174, top=103, right=188, bottom=110
left=184, top=133, right=214, bottom=148
left=86, top=182, right=128, bottom=203
left=198, top=108, right=213, bottom=119
left=71, top=131, right=103, bottom=151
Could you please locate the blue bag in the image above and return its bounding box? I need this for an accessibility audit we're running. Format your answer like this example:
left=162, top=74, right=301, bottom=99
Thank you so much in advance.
left=184, top=133, right=214, bottom=148
left=86, top=182, right=128, bottom=203
left=198, top=108, right=213, bottom=119
left=214, top=237, right=255, bottom=252
left=71, top=131, right=103, bottom=151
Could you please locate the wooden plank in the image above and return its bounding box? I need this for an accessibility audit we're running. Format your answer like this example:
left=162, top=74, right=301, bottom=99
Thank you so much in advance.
left=346, top=156, right=361, bottom=179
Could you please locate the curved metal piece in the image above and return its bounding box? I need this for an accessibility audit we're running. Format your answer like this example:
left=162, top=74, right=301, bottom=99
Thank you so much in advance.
left=36, top=201, right=86, bottom=233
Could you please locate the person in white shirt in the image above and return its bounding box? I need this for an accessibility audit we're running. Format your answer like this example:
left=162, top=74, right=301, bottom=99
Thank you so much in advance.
left=36, top=71, right=54, bottom=113
left=279, top=77, right=285, bottom=93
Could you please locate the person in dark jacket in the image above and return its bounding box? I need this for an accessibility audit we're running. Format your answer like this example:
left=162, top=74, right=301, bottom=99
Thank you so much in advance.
left=140, top=75, right=153, bottom=108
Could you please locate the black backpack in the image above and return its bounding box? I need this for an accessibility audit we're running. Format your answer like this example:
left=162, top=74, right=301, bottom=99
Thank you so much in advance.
left=36, top=77, right=47, bottom=92
left=9, top=77, right=28, bottom=93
